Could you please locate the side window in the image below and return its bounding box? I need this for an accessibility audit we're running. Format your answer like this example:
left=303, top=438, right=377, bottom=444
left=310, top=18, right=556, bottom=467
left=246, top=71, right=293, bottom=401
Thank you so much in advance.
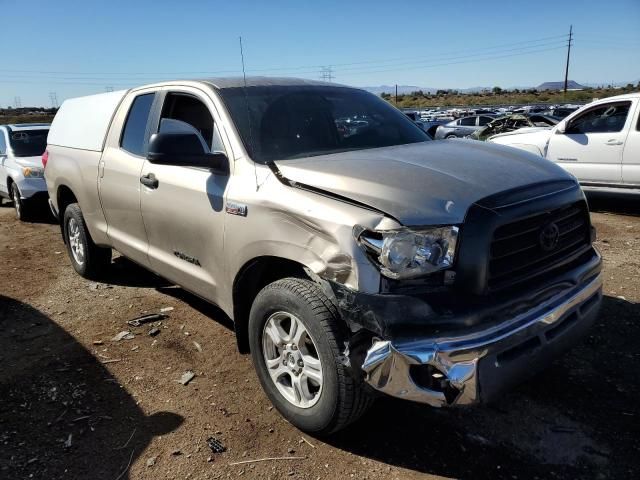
left=158, top=93, right=216, bottom=152
left=478, top=116, right=493, bottom=126
left=568, top=102, right=631, bottom=134
left=0, top=131, right=6, bottom=155
left=120, top=93, right=155, bottom=156
left=460, top=117, right=476, bottom=126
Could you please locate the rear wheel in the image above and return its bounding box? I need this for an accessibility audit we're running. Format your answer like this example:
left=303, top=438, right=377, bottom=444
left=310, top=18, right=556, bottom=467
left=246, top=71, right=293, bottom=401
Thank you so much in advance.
left=445, top=134, right=457, bottom=139
left=249, top=277, right=372, bottom=435
left=63, top=203, right=112, bottom=279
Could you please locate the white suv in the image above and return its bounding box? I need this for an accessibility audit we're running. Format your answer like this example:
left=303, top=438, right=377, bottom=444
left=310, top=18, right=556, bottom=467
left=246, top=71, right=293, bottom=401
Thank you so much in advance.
left=0, top=123, right=50, bottom=220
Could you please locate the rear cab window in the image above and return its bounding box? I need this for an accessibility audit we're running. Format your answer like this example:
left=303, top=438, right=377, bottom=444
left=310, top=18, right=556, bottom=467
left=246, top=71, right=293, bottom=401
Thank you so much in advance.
left=120, top=93, right=155, bottom=156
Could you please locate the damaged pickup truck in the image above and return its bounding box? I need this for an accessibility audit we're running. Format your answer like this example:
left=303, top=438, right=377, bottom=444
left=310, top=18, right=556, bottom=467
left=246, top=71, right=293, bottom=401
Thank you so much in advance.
left=44, top=78, right=602, bottom=435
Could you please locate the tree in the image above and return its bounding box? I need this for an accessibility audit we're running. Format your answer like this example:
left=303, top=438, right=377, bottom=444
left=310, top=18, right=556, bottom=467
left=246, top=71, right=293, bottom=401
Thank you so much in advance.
left=492, top=86, right=502, bottom=94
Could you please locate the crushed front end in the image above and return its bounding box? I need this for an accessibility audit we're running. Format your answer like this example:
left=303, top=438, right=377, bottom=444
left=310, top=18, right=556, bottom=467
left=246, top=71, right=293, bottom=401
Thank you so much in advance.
left=333, top=180, right=603, bottom=407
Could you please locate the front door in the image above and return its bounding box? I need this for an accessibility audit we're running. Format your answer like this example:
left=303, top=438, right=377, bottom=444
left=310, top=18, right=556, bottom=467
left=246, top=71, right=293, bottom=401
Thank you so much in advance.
left=622, top=101, right=640, bottom=186
left=546, top=101, right=632, bottom=185
left=99, top=90, right=157, bottom=266
left=140, top=87, right=231, bottom=301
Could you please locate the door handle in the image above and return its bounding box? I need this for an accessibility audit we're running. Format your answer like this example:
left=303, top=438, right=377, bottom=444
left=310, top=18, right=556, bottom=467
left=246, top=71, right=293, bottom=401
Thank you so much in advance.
left=140, top=173, right=159, bottom=189
left=605, top=139, right=623, bottom=146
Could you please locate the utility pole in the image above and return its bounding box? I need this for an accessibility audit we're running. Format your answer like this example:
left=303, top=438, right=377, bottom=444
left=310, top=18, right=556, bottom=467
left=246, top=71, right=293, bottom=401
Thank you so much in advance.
left=563, top=25, right=573, bottom=95
left=395, top=84, right=398, bottom=105
left=14, top=96, right=22, bottom=108
left=49, top=92, right=58, bottom=109
left=320, top=66, right=334, bottom=82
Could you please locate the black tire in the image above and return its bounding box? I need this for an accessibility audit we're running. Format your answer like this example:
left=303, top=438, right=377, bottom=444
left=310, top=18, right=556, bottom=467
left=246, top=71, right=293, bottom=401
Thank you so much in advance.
left=10, top=182, right=32, bottom=221
left=249, top=277, right=372, bottom=435
left=63, top=203, right=112, bottom=279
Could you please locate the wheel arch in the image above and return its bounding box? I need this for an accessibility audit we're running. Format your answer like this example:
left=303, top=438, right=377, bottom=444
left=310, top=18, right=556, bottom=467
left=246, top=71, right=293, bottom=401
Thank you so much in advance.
left=232, top=256, right=312, bottom=353
left=56, top=185, right=79, bottom=238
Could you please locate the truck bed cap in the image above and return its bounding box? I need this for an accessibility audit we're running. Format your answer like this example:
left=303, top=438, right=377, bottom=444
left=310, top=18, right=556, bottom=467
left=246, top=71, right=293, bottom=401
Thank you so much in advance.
left=47, top=90, right=128, bottom=152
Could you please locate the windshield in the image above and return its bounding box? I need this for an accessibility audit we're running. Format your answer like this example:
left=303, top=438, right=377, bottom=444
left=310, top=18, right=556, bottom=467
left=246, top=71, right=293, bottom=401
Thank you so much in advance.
left=9, top=129, right=49, bottom=157
left=218, top=85, right=429, bottom=163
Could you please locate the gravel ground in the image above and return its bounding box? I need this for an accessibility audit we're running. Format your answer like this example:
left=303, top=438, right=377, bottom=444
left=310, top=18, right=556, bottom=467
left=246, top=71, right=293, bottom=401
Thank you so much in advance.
left=0, top=193, right=638, bottom=480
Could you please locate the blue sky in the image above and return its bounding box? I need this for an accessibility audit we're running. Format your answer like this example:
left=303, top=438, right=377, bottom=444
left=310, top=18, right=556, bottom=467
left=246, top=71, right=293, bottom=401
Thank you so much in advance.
left=1, top=0, right=638, bottom=107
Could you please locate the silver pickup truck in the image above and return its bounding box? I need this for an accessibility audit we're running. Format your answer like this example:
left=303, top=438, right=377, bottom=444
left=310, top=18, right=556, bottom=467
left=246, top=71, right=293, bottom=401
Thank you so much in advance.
left=45, top=78, right=603, bottom=435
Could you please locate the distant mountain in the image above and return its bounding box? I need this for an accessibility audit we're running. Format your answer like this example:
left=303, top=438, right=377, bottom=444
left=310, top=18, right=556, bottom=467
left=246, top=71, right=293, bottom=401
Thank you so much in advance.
left=362, top=85, right=437, bottom=95
left=537, top=80, right=585, bottom=91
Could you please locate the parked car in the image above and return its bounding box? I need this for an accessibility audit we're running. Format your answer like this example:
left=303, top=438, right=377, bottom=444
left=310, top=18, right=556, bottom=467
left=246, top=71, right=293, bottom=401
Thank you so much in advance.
left=489, top=93, right=639, bottom=194
left=414, top=118, right=449, bottom=138
left=45, top=78, right=602, bottom=435
left=470, top=114, right=559, bottom=141
left=434, top=115, right=496, bottom=139
left=540, top=107, right=579, bottom=119
left=0, top=123, right=50, bottom=220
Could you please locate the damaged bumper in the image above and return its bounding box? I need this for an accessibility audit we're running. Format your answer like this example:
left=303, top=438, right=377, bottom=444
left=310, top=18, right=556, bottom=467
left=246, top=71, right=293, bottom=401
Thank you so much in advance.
left=361, top=272, right=603, bottom=407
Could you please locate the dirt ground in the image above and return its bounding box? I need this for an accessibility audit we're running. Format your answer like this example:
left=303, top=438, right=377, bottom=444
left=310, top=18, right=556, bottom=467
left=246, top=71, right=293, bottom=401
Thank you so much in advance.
left=0, top=193, right=638, bottom=480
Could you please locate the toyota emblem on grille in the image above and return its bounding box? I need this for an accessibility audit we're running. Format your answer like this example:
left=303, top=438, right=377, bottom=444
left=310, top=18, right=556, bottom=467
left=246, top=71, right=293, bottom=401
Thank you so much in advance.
left=539, top=222, right=560, bottom=252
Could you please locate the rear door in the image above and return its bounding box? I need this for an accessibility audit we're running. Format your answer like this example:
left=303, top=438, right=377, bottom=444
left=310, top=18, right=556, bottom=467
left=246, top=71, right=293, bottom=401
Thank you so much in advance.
left=139, top=86, right=232, bottom=301
left=622, top=100, right=640, bottom=186
left=545, top=101, right=631, bottom=185
left=99, top=89, right=158, bottom=266
left=457, top=116, right=477, bottom=136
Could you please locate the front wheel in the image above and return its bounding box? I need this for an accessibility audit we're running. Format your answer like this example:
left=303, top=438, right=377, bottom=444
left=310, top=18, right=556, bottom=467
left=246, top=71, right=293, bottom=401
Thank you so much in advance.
left=11, top=182, right=31, bottom=221
left=249, top=278, right=372, bottom=435
left=63, top=203, right=112, bottom=279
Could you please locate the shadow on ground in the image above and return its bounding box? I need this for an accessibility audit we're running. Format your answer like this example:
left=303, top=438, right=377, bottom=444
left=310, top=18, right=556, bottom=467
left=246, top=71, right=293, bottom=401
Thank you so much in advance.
left=0, top=296, right=184, bottom=479
left=0, top=197, right=57, bottom=224
left=99, top=256, right=235, bottom=332
left=586, top=191, right=640, bottom=216
left=99, top=256, right=173, bottom=289
left=325, top=295, right=640, bottom=480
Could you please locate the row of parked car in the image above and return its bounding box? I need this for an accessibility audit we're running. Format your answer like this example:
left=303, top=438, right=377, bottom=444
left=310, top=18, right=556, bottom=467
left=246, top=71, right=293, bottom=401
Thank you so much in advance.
left=403, top=92, right=639, bottom=194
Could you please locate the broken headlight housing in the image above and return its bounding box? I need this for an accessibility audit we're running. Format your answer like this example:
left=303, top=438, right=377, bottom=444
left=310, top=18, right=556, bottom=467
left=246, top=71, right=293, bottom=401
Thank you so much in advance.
left=358, top=226, right=458, bottom=280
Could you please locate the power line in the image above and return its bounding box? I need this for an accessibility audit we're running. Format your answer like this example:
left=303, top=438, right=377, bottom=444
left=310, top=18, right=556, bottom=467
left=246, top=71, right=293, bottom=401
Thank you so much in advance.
left=344, top=45, right=568, bottom=76
left=0, top=42, right=570, bottom=86
left=13, top=96, right=21, bottom=108
left=0, top=33, right=571, bottom=79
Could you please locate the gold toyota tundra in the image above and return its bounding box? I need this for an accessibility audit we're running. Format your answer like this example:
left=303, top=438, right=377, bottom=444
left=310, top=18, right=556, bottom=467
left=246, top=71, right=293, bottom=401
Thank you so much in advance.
left=44, top=78, right=602, bottom=434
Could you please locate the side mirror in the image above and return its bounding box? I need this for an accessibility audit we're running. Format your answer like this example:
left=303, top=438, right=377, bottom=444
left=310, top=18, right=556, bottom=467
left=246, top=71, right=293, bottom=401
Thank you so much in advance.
left=147, top=133, right=228, bottom=174
left=555, top=121, right=566, bottom=134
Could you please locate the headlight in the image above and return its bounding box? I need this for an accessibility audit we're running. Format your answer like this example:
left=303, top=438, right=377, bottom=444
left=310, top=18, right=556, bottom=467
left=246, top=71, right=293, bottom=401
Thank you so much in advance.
left=358, top=226, right=458, bottom=280
left=22, top=167, right=44, bottom=178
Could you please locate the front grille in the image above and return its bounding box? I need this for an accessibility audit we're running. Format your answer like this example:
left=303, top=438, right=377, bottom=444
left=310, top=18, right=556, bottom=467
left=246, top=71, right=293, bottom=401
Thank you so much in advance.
left=487, top=202, right=591, bottom=290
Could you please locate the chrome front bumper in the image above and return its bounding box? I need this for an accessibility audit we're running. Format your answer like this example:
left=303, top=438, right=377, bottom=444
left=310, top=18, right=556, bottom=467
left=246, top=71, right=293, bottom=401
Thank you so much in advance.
left=362, top=273, right=603, bottom=407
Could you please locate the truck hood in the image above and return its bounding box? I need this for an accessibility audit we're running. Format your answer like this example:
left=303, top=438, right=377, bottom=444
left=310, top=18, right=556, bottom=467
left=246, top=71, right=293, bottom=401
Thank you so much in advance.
left=274, top=140, right=572, bottom=226
left=489, top=126, right=552, bottom=139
